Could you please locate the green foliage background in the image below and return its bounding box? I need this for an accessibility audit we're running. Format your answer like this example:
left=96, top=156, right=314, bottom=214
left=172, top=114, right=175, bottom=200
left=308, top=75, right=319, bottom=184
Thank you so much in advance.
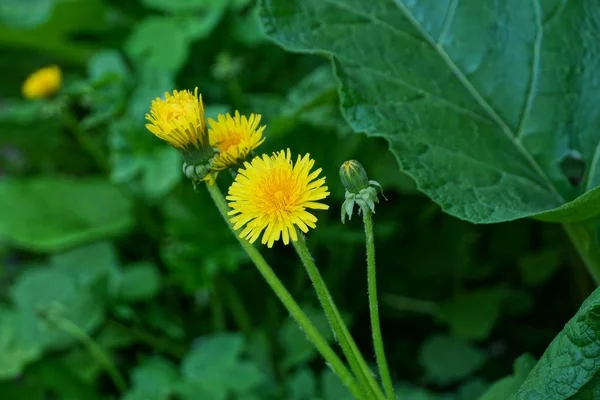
left=1, top=0, right=599, bottom=399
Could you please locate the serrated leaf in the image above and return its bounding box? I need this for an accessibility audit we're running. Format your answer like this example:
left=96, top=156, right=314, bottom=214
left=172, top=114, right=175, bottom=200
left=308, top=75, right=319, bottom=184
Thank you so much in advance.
left=419, top=335, right=487, bottom=385
left=511, top=287, right=600, bottom=399
left=0, top=177, right=133, bottom=252
left=261, top=0, right=600, bottom=224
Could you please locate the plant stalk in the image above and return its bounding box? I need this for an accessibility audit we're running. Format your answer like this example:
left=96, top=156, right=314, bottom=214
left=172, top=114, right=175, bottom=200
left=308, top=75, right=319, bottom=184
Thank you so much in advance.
left=293, top=235, right=386, bottom=400
left=43, top=312, right=127, bottom=394
left=364, top=211, right=396, bottom=399
left=205, top=182, right=365, bottom=399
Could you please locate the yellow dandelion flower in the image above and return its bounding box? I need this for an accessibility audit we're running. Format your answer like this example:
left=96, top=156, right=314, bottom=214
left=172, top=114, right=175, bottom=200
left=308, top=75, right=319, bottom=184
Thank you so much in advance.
left=227, top=149, right=329, bottom=248
left=208, top=111, right=266, bottom=170
left=145, top=88, right=207, bottom=151
left=22, top=65, right=62, bottom=99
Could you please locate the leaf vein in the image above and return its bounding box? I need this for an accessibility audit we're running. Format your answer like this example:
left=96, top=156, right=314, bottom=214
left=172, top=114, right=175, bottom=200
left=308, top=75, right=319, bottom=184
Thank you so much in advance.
left=516, top=0, right=542, bottom=139
left=393, top=0, right=565, bottom=203
left=436, top=0, right=459, bottom=45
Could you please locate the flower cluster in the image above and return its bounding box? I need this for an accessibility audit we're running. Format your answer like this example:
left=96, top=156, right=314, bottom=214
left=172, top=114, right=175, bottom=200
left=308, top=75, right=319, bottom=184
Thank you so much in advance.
left=146, top=88, right=266, bottom=185
left=146, top=88, right=330, bottom=247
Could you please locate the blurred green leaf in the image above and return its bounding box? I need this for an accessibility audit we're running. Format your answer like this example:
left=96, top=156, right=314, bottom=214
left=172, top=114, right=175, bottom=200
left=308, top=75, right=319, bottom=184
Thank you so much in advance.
left=127, top=68, right=175, bottom=121
left=518, top=249, right=561, bottom=285
left=478, top=354, right=536, bottom=400
left=0, top=308, right=42, bottom=379
left=118, top=262, right=161, bottom=302
left=419, top=335, right=487, bottom=385
left=11, top=267, right=104, bottom=349
left=161, top=186, right=245, bottom=292
left=0, top=177, right=134, bottom=252
left=279, top=306, right=335, bottom=371
left=511, top=287, right=600, bottom=399
left=437, top=287, right=507, bottom=340
left=232, top=7, right=267, bottom=46
left=0, top=0, right=111, bottom=64
left=140, top=0, right=227, bottom=13
left=110, top=117, right=181, bottom=199
left=126, top=17, right=189, bottom=73
left=178, top=333, right=266, bottom=399
left=287, top=368, right=316, bottom=400
left=51, top=241, right=120, bottom=292
left=320, top=369, right=352, bottom=400
left=0, top=0, right=54, bottom=28
left=123, top=357, right=178, bottom=400
left=262, top=0, right=600, bottom=224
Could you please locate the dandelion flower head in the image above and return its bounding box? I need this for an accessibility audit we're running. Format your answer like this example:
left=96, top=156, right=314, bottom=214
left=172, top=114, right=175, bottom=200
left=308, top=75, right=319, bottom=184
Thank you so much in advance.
left=145, top=88, right=207, bottom=151
left=209, top=111, right=266, bottom=170
left=227, top=149, right=329, bottom=248
left=22, top=65, right=62, bottom=99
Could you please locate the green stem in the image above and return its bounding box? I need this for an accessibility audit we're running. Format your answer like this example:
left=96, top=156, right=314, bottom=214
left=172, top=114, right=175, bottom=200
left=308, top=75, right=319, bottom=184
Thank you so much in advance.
left=563, top=221, right=600, bottom=285
left=107, top=320, right=186, bottom=358
left=205, top=183, right=365, bottom=400
left=293, top=236, right=386, bottom=400
left=211, top=286, right=226, bottom=332
left=219, top=276, right=253, bottom=336
left=364, top=211, right=396, bottom=399
left=61, top=108, right=109, bottom=172
left=43, top=312, right=127, bottom=394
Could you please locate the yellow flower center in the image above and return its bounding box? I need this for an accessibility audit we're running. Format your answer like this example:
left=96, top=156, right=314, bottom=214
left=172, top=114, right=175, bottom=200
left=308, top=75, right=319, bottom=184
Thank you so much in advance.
left=216, top=129, right=244, bottom=152
left=227, top=149, right=329, bottom=248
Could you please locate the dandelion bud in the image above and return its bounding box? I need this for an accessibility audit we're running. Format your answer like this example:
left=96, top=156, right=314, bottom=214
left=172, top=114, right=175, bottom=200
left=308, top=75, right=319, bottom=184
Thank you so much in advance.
left=340, top=160, right=386, bottom=223
left=339, top=160, right=369, bottom=194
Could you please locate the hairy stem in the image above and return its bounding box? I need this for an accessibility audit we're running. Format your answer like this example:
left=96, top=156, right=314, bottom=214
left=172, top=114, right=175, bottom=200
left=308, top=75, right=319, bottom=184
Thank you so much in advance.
left=43, top=312, right=127, bottom=393
left=293, top=235, right=386, bottom=400
left=364, top=211, right=396, bottom=399
left=205, top=182, right=365, bottom=399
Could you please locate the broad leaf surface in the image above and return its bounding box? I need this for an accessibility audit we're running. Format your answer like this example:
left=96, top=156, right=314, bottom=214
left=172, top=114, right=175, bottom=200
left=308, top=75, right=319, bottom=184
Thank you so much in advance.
left=0, top=177, right=133, bottom=252
left=261, top=0, right=600, bottom=223
left=511, top=287, right=600, bottom=399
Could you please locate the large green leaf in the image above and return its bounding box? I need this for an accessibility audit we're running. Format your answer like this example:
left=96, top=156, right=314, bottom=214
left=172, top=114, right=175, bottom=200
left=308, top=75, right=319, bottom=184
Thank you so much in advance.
left=261, top=0, right=600, bottom=223
left=510, top=287, right=600, bottom=399
left=0, top=177, right=133, bottom=252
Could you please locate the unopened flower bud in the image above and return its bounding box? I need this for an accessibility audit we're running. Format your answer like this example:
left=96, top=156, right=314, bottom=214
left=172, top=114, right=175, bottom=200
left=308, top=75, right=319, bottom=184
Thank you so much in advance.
left=339, top=160, right=386, bottom=223
left=340, top=160, right=369, bottom=194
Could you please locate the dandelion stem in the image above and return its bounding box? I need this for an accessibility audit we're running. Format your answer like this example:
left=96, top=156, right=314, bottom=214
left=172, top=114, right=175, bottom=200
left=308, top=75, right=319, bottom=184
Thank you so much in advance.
left=41, top=311, right=127, bottom=394
left=205, top=182, right=366, bottom=400
left=364, top=211, right=396, bottom=399
left=293, top=235, right=386, bottom=400
left=60, top=108, right=109, bottom=172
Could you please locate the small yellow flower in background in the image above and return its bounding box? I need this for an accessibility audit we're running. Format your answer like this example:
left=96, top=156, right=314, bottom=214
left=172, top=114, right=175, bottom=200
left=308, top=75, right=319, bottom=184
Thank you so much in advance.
left=227, top=149, right=329, bottom=248
left=145, top=88, right=207, bottom=151
left=22, top=65, right=62, bottom=99
left=208, top=111, right=266, bottom=170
